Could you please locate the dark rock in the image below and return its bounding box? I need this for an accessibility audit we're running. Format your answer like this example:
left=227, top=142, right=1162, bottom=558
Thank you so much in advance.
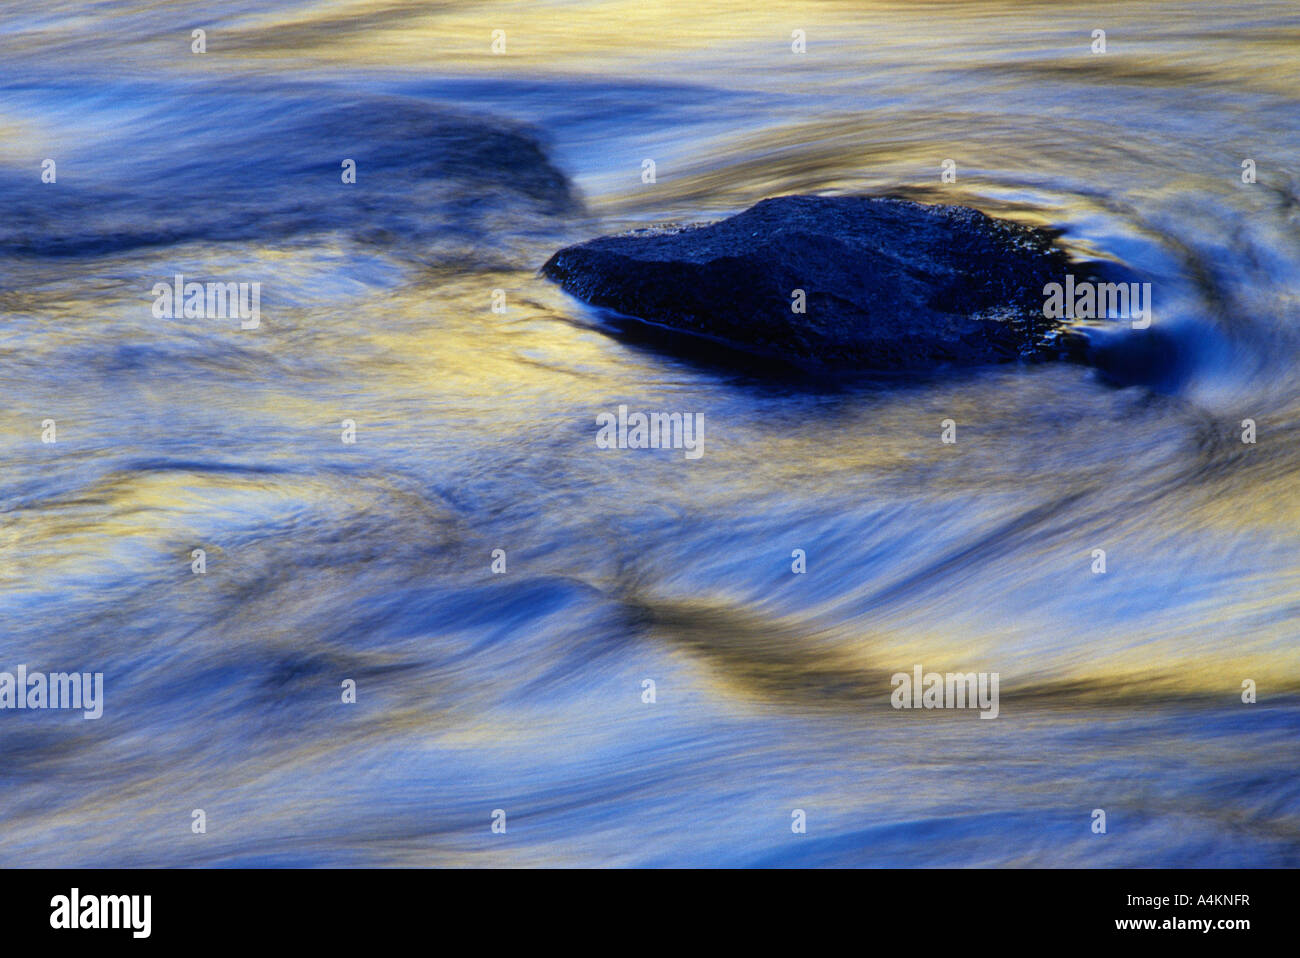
left=542, top=195, right=1084, bottom=372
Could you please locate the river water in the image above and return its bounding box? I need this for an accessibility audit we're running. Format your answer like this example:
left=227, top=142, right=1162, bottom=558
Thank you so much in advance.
left=1, top=0, right=1298, bottom=866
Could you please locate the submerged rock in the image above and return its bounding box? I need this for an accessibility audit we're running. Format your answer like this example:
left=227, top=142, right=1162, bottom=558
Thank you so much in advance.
left=0, top=93, right=579, bottom=258
left=542, top=195, right=1090, bottom=372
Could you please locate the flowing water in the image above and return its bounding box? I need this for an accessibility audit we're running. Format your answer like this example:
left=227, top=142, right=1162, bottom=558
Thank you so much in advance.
left=1, top=0, right=1298, bottom=866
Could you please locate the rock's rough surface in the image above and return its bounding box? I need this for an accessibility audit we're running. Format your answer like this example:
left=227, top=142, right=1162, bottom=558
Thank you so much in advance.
left=542, top=195, right=1083, bottom=371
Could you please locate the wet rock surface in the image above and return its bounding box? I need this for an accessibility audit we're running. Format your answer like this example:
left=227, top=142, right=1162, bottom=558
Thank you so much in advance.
left=543, top=195, right=1090, bottom=373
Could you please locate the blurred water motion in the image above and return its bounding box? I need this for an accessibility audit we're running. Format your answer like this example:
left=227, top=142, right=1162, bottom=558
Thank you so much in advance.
left=0, top=1, right=1298, bottom=866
